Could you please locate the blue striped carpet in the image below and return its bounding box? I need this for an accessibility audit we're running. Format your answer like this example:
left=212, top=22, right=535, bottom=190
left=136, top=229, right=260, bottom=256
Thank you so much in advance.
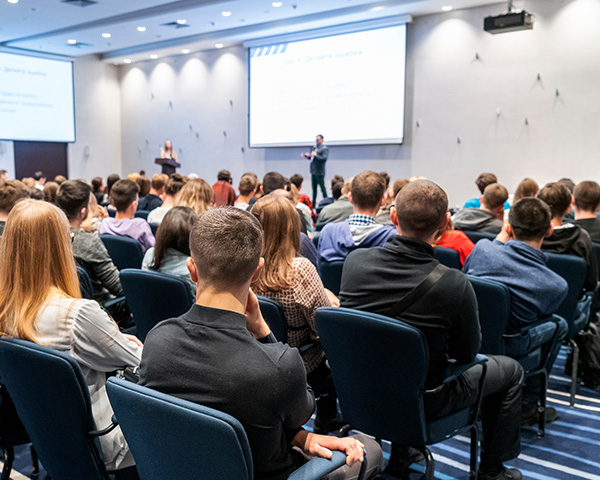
left=8, top=346, right=600, bottom=479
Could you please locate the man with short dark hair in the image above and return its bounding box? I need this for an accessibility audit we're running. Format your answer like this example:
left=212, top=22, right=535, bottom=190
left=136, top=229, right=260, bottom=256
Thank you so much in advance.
left=137, top=174, right=165, bottom=211
left=213, top=169, right=237, bottom=207
left=453, top=183, right=509, bottom=234
left=56, top=180, right=123, bottom=304
left=316, top=178, right=354, bottom=231
left=98, top=179, right=155, bottom=252
left=317, top=175, right=344, bottom=210
left=262, top=171, right=286, bottom=196
left=0, top=180, right=29, bottom=235
left=235, top=174, right=258, bottom=210
left=341, top=180, right=524, bottom=480
left=318, top=171, right=395, bottom=263
left=147, top=174, right=186, bottom=224
left=574, top=180, right=600, bottom=242
left=464, top=172, right=510, bottom=209
left=538, top=182, right=598, bottom=291
left=302, top=134, right=329, bottom=207
left=290, top=173, right=313, bottom=211
left=140, top=207, right=382, bottom=480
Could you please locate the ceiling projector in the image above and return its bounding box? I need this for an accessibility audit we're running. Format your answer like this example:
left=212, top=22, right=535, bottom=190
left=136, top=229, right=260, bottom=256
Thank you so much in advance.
left=484, top=10, right=534, bottom=34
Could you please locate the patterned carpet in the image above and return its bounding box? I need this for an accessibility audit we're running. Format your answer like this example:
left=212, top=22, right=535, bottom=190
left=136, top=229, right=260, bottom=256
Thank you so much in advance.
left=6, top=347, right=600, bottom=479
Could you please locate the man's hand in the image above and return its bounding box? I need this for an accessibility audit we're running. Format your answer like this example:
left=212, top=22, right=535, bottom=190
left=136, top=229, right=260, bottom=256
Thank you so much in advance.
left=97, top=205, right=109, bottom=219
left=245, top=289, right=271, bottom=339
left=496, top=220, right=513, bottom=243
left=301, top=152, right=310, bottom=159
left=310, top=150, right=316, bottom=159
left=292, top=430, right=364, bottom=466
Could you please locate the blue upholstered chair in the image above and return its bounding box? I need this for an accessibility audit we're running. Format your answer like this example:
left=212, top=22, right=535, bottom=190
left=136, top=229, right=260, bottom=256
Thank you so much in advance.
left=257, top=295, right=288, bottom=343
left=433, top=247, right=462, bottom=270
left=0, top=338, right=136, bottom=480
left=120, top=269, right=194, bottom=342
left=77, top=265, right=95, bottom=300
left=315, top=307, right=487, bottom=480
left=149, top=223, right=159, bottom=236
left=461, top=231, right=496, bottom=244
left=319, top=260, right=345, bottom=296
left=134, top=210, right=150, bottom=220
left=106, top=377, right=346, bottom=480
left=100, top=234, right=144, bottom=271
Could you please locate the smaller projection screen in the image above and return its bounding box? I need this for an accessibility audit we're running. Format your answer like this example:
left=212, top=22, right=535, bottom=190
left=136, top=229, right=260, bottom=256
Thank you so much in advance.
left=0, top=51, right=75, bottom=142
left=248, top=23, right=406, bottom=147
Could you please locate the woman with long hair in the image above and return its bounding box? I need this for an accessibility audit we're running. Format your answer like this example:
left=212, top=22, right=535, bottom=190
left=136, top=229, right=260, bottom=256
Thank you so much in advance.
left=142, top=206, right=198, bottom=297
left=160, top=140, right=177, bottom=161
left=0, top=199, right=142, bottom=471
left=176, top=178, right=213, bottom=214
left=251, top=195, right=340, bottom=434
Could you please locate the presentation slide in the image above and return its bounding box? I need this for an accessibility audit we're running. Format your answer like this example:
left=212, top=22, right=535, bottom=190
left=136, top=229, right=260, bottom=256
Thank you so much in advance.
left=0, top=52, right=75, bottom=143
left=249, top=24, right=406, bottom=147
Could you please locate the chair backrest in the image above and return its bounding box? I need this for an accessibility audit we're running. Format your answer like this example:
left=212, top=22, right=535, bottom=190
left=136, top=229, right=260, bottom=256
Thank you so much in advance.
left=99, top=234, right=144, bottom=271
left=77, top=266, right=95, bottom=300
left=319, top=260, right=345, bottom=296
left=316, top=307, right=429, bottom=444
left=594, top=243, right=600, bottom=282
left=120, top=269, right=194, bottom=342
left=461, top=230, right=496, bottom=243
left=433, top=247, right=462, bottom=270
left=257, top=296, right=287, bottom=343
left=467, top=276, right=511, bottom=355
left=106, top=377, right=253, bottom=480
left=134, top=210, right=150, bottom=220
left=149, top=222, right=159, bottom=236
left=0, top=337, right=109, bottom=480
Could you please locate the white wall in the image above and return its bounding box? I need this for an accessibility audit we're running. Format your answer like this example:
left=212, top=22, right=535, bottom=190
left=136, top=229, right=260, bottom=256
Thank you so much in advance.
left=0, top=142, right=15, bottom=179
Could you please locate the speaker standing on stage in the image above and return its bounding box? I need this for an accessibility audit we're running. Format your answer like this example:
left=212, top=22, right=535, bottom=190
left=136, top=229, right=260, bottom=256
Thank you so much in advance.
left=161, top=140, right=178, bottom=162
left=301, top=134, right=329, bottom=207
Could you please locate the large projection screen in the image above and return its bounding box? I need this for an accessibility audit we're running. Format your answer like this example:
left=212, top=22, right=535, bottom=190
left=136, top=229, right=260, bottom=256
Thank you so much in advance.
left=0, top=51, right=75, bottom=143
left=248, top=23, right=406, bottom=147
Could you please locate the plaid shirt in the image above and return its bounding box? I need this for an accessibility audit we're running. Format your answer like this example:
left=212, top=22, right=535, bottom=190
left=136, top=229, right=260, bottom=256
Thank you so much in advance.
left=347, top=214, right=376, bottom=227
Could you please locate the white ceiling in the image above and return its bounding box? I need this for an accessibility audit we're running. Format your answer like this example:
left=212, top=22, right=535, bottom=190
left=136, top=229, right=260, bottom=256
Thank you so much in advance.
left=0, top=0, right=505, bottom=63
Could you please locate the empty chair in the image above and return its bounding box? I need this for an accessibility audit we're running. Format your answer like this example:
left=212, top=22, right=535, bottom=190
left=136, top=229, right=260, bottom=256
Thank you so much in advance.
left=319, top=260, right=344, bottom=296
left=433, top=246, right=462, bottom=270
left=120, top=269, right=194, bottom=342
left=106, top=377, right=346, bottom=480
left=100, top=234, right=144, bottom=271
left=257, top=295, right=287, bottom=343
left=461, top=230, right=496, bottom=244
left=134, top=210, right=150, bottom=221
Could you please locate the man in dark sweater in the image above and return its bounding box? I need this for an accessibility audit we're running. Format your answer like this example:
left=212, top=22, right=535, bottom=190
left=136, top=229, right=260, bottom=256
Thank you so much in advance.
left=453, top=183, right=508, bottom=235
left=574, top=180, right=600, bottom=243
left=340, top=180, right=523, bottom=480
left=137, top=174, right=165, bottom=212
left=139, top=207, right=382, bottom=480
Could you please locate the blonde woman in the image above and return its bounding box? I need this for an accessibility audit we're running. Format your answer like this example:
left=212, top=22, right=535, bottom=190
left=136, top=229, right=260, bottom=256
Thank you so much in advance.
left=251, top=195, right=340, bottom=434
left=160, top=140, right=177, bottom=161
left=0, top=199, right=142, bottom=471
left=175, top=178, right=213, bottom=214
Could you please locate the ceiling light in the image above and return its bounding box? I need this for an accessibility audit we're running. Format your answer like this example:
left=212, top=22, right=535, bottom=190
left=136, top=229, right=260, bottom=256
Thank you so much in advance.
left=272, top=1, right=282, bottom=6
left=101, top=32, right=111, bottom=38
left=67, top=39, right=77, bottom=44
left=176, top=19, right=187, bottom=24
left=150, top=54, right=158, bottom=59
left=137, top=26, right=146, bottom=32
left=215, top=43, right=224, bottom=48
left=123, top=59, right=131, bottom=64
left=7, top=0, right=19, bottom=4
left=442, top=5, right=453, bottom=11
left=370, top=6, right=384, bottom=11
left=181, top=48, right=190, bottom=54
left=221, top=11, right=231, bottom=16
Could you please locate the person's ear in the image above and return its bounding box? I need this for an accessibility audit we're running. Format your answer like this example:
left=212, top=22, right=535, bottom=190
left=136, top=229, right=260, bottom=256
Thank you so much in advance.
left=440, top=211, right=451, bottom=231
left=380, top=195, right=385, bottom=207
left=79, top=207, right=88, bottom=221
left=566, top=204, right=573, bottom=215
left=187, top=257, right=199, bottom=282
left=250, top=257, right=265, bottom=284
left=390, top=206, right=399, bottom=226
left=506, top=223, right=515, bottom=238
left=546, top=224, right=554, bottom=238
left=348, top=192, right=354, bottom=205
left=480, top=194, right=485, bottom=206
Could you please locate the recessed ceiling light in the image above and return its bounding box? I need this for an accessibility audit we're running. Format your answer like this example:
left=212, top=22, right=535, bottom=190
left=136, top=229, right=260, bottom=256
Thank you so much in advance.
left=272, top=1, right=282, bottom=6
left=442, top=5, right=453, bottom=11
left=123, top=59, right=131, bottom=64
left=221, top=11, right=231, bottom=17
left=137, top=26, right=146, bottom=32
left=215, top=43, right=224, bottom=48
left=67, top=39, right=77, bottom=44
left=181, top=48, right=190, bottom=54
left=176, top=19, right=187, bottom=25
left=7, top=0, right=19, bottom=4
left=101, top=33, right=111, bottom=38
left=370, top=6, right=384, bottom=11
left=150, top=54, right=158, bottom=59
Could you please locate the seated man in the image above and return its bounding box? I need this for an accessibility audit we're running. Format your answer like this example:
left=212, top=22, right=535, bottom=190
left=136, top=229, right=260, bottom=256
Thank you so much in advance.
left=212, top=169, right=237, bottom=207
left=316, top=178, right=354, bottom=231
left=0, top=180, right=29, bottom=235
left=574, top=180, right=600, bottom=243
left=56, top=180, right=124, bottom=305
left=453, top=183, right=508, bottom=235
left=147, top=173, right=186, bottom=224
left=317, top=175, right=344, bottom=211
left=537, top=182, right=598, bottom=292
left=139, top=207, right=382, bottom=480
left=464, top=172, right=510, bottom=209
left=137, top=174, right=165, bottom=212
left=98, top=179, right=155, bottom=252
left=235, top=174, right=258, bottom=210
left=318, top=171, right=395, bottom=263
left=290, top=173, right=314, bottom=211
left=340, top=180, right=524, bottom=480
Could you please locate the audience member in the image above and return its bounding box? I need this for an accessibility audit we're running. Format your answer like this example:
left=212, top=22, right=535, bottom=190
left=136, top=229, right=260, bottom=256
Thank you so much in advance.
left=80, top=190, right=107, bottom=234
left=212, top=170, right=237, bottom=207
left=142, top=207, right=198, bottom=298
left=104, top=173, right=120, bottom=204
left=135, top=175, right=151, bottom=203
left=140, top=207, right=382, bottom=479
left=21, top=177, right=35, bottom=188
left=453, top=183, right=508, bottom=235
left=316, top=178, right=353, bottom=231
left=147, top=173, right=186, bottom=224
left=28, top=187, right=44, bottom=200
left=558, top=178, right=576, bottom=223
left=54, top=175, right=67, bottom=185
left=0, top=170, right=7, bottom=182
left=433, top=219, right=475, bottom=266
left=290, top=173, right=313, bottom=210
left=98, top=179, right=155, bottom=252
left=286, top=183, right=314, bottom=233
left=464, top=172, right=510, bottom=209
left=573, top=180, right=600, bottom=243
left=316, top=175, right=344, bottom=210
left=137, top=174, right=165, bottom=211
left=375, top=174, right=400, bottom=225
left=513, top=178, right=539, bottom=203
left=0, top=199, right=142, bottom=471
left=340, top=180, right=524, bottom=480
left=262, top=171, right=286, bottom=195
left=91, top=176, right=105, bottom=204
left=56, top=180, right=123, bottom=304
left=0, top=180, right=29, bottom=235
left=235, top=174, right=258, bottom=210
left=176, top=178, right=213, bottom=215
left=318, top=171, right=395, bottom=262
left=537, top=182, right=598, bottom=291
left=33, top=171, right=45, bottom=191
left=43, top=181, right=59, bottom=204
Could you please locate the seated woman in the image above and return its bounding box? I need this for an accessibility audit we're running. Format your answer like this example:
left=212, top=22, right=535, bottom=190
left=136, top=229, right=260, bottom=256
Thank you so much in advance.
left=176, top=178, right=213, bottom=215
left=0, top=199, right=142, bottom=471
left=142, top=206, right=198, bottom=298
left=251, top=195, right=340, bottom=434
left=433, top=218, right=475, bottom=266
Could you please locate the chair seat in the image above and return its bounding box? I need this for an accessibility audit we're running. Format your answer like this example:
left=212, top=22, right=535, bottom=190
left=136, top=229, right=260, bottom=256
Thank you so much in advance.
left=426, top=407, right=471, bottom=445
left=514, top=348, right=542, bottom=374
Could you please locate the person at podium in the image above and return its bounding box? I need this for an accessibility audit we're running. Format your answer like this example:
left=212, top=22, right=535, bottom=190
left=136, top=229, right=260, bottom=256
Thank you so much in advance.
left=160, top=140, right=178, bottom=162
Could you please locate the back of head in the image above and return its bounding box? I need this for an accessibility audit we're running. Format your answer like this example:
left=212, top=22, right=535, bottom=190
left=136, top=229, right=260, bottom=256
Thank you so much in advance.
left=350, top=171, right=386, bottom=210
left=537, top=182, right=572, bottom=219
left=54, top=175, right=67, bottom=185
left=21, top=177, right=35, bottom=188
left=43, top=181, right=59, bottom=204
left=217, top=170, right=231, bottom=182
left=262, top=172, right=285, bottom=195
left=482, top=183, right=509, bottom=210
left=56, top=180, right=92, bottom=220
left=238, top=174, right=258, bottom=196
left=28, top=187, right=43, bottom=200
left=290, top=173, right=303, bottom=189
left=251, top=195, right=300, bottom=293
left=0, top=199, right=80, bottom=341
left=151, top=174, right=167, bottom=192
left=165, top=173, right=186, bottom=197
left=509, top=197, right=551, bottom=241
left=0, top=180, right=30, bottom=214
left=476, top=173, right=498, bottom=194
left=393, top=178, right=410, bottom=199
left=152, top=206, right=198, bottom=270
left=558, top=178, right=575, bottom=194
left=513, top=178, right=539, bottom=203
left=332, top=182, right=344, bottom=200
left=176, top=178, right=212, bottom=214
left=136, top=176, right=151, bottom=198
left=106, top=174, right=120, bottom=196
left=331, top=175, right=344, bottom=190
left=190, top=207, right=263, bottom=289
left=574, top=181, right=600, bottom=213
left=111, top=179, right=140, bottom=212
left=379, top=172, right=390, bottom=189
left=33, top=171, right=45, bottom=182
left=128, top=172, right=140, bottom=182
left=395, top=180, right=448, bottom=241
left=91, top=176, right=103, bottom=192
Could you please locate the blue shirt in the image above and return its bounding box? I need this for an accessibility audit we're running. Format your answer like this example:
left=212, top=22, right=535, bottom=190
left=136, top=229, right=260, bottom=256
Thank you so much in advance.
left=463, top=197, right=511, bottom=210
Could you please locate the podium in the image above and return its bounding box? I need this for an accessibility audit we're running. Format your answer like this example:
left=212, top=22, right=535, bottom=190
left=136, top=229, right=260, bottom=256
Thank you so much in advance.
left=155, top=157, right=181, bottom=175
